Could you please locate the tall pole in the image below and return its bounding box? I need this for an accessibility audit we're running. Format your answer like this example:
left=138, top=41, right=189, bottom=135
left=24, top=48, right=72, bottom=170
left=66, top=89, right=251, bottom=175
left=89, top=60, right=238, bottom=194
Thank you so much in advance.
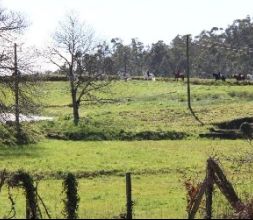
left=124, top=51, right=127, bottom=81
left=186, top=35, right=204, bottom=126
left=186, top=35, right=191, bottom=110
left=14, top=43, right=21, bottom=140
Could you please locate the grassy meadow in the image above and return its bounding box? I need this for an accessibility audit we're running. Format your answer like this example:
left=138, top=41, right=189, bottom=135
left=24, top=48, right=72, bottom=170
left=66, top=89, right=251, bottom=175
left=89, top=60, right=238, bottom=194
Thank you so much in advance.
left=0, top=79, right=253, bottom=218
left=41, top=79, right=253, bottom=135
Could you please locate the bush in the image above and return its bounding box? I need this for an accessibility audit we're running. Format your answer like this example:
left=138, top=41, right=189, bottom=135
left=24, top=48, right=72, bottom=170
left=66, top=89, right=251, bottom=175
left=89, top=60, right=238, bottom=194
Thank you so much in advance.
left=0, top=123, right=41, bottom=146
left=240, top=122, right=253, bottom=140
left=62, top=173, right=80, bottom=219
left=0, top=125, right=16, bottom=146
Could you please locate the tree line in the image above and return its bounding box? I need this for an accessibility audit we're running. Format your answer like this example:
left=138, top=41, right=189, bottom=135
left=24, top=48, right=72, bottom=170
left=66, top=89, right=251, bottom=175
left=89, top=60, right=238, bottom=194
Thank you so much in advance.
left=65, top=15, right=253, bottom=78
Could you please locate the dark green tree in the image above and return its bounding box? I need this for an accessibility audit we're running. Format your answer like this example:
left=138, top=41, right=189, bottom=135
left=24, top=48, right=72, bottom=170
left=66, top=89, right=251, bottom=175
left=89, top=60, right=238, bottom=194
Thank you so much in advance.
left=147, top=40, right=171, bottom=76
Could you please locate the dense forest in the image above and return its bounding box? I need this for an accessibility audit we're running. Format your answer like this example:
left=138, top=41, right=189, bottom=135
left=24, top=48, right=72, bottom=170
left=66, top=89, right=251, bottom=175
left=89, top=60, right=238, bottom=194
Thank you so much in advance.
left=54, top=15, right=253, bottom=78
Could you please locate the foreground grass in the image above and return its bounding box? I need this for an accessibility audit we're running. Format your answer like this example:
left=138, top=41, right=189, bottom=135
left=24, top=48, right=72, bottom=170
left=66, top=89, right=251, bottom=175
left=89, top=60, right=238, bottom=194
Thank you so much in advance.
left=1, top=175, right=252, bottom=219
left=0, top=175, right=188, bottom=219
left=0, top=140, right=253, bottom=218
left=0, top=139, right=250, bottom=175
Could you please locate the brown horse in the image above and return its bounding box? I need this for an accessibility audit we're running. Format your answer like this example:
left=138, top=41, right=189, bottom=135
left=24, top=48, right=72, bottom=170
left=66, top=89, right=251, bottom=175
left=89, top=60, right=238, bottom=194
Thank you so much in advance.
left=175, top=72, right=185, bottom=81
left=233, top=74, right=246, bottom=81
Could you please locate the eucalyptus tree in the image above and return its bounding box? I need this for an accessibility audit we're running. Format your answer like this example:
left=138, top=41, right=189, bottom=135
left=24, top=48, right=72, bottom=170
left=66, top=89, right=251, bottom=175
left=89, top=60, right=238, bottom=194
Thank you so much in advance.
left=169, top=35, right=187, bottom=76
left=224, top=17, right=253, bottom=74
left=130, top=38, right=145, bottom=75
left=111, top=38, right=132, bottom=76
left=146, top=40, right=171, bottom=76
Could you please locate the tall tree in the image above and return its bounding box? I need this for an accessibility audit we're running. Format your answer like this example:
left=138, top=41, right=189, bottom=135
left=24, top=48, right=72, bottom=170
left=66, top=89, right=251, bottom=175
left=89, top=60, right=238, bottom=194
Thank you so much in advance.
left=147, top=40, right=171, bottom=76
left=169, top=35, right=187, bottom=76
left=48, top=14, right=110, bottom=125
left=96, top=41, right=113, bottom=75
left=111, top=38, right=132, bottom=76
left=130, top=38, right=145, bottom=75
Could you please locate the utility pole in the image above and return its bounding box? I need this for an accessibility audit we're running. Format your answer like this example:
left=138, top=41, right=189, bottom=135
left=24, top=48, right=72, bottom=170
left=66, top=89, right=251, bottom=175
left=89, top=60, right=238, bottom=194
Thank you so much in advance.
left=124, top=51, right=127, bottom=81
left=186, top=35, right=191, bottom=110
left=14, top=43, right=21, bottom=141
left=185, top=35, right=204, bottom=126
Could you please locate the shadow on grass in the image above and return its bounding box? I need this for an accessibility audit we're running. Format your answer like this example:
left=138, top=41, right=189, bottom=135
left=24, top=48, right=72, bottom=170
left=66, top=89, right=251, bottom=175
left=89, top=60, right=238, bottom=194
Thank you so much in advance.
left=47, top=130, right=188, bottom=141
left=200, top=117, right=253, bottom=140
left=0, top=167, right=189, bottom=180
left=0, top=145, right=45, bottom=158
left=42, top=117, right=189, bottom=142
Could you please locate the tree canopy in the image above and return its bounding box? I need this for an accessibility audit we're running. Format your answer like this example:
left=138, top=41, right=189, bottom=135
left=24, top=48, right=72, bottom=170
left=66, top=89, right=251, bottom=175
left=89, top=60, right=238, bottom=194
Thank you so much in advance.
left=104, top=15, right=253, bottom=77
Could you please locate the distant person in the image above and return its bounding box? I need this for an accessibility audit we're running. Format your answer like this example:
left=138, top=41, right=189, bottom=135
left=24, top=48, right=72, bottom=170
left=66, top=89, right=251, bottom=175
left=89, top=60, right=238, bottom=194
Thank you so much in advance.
left=147, top=71, right=150, bottom=78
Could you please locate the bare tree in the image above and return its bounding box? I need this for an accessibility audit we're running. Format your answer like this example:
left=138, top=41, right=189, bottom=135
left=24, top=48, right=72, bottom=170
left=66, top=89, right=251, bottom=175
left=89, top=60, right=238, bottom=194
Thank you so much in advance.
left=0, top=9, right=26, bottom=70
left=0, top=42, right=41, bottom=143
left=0, top=7, right=26, bottom=63
left=0, top=7, right=26, bottom=125
left=47, top=14, right=110, bottom=125
left=0, top=8, right=41, bottom=143
left=0, top=8, right=26, bottom=33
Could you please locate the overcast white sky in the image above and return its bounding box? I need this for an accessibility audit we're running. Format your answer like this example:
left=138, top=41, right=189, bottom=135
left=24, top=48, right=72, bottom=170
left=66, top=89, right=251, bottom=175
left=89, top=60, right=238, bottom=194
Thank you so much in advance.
left=1, top=0, right=253, bottom=48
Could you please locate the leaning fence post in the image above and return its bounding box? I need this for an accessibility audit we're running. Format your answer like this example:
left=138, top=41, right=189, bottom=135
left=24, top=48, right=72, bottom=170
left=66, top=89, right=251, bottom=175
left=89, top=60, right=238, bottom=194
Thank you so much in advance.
left=26, top=198, right=30, bottom=219
left=205, top=159, right=214, bottom=219
left=188, top=179, right=208, bottom=219
left=126, top=173, right=133, bottom=219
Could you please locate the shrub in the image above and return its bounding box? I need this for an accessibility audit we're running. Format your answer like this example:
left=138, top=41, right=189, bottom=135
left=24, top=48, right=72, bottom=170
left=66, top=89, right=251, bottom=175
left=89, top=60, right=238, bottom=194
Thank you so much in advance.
left=62, top=173, right=80, bottom=219
left=240, top=122, right=253, bottom=141
left=7, top=171, right=39, bottom=219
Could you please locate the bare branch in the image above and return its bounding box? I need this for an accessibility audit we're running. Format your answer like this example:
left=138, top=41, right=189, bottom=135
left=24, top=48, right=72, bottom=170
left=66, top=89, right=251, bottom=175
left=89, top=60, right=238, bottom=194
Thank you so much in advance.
left=47, top=12, right=111, bottom=125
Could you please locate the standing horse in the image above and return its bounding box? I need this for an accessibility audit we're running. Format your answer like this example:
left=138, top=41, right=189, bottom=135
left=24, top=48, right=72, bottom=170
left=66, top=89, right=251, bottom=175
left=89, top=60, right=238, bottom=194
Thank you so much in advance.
left=175, top=71, right=185, bottom=81
left=247, top=74, right=253, bottom=81
left=213, top=72, right=226, bottom=81
left=144, top=71, right=156, bottom=81
left=233, top=74, right=246, bottom=81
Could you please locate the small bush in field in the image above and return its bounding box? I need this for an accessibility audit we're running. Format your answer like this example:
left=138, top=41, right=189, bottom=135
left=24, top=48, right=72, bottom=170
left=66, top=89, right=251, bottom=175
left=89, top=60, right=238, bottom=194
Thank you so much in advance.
left=240, top=122, right=253, bottom=142
left=62, top=173, right=80, bottom=219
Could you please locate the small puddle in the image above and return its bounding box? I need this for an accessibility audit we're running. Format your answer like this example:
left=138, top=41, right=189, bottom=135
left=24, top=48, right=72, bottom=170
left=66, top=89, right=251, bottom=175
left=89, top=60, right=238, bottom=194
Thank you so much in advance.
left=0, top=113, right=53, bottom=123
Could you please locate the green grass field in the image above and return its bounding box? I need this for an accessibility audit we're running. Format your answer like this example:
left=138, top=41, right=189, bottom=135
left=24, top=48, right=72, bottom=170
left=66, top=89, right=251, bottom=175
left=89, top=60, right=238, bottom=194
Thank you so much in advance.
left=40, top=80, right=253, bottom=136
left=0, top=79, right=253, bottom=218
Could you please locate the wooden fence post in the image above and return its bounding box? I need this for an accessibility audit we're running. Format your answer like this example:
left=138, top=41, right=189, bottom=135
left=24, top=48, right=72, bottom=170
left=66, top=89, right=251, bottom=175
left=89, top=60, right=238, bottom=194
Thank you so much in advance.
left=188, top=179, right=207, bottom=219
left=209, top=159, right=245, bottom=212
left=188, top=158, right=245, bottom=219
left=205, top=159, right=214, bottom=219
left=26, top=197, right=30, bottom=219
left=126, top=173, right=133, bottom=219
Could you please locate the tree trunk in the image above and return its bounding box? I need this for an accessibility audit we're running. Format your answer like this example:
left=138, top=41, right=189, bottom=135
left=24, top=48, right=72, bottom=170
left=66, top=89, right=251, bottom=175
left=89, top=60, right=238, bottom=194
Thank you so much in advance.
left=14, top=43, right=21, bottom=142
left=69, top=60, right=80, bottom=126
left=72, top=90, right=79, bottom=126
